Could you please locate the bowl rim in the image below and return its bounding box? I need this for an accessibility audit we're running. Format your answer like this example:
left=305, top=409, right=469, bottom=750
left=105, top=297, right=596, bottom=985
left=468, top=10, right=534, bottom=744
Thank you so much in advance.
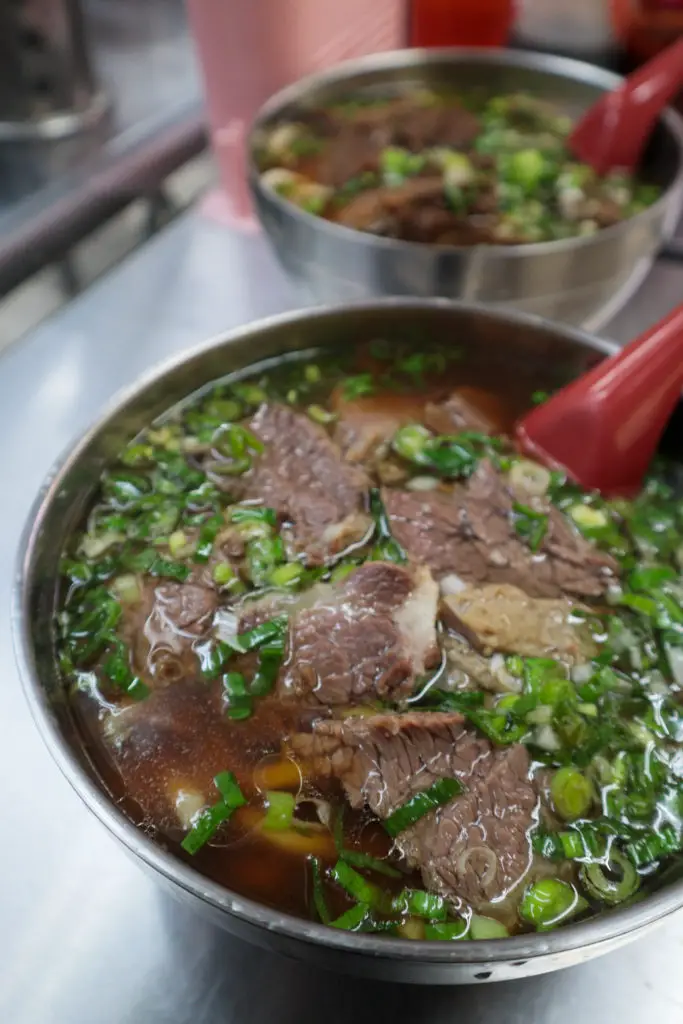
left=247, top=46, right=683, bottom=260
left=13, top=297, right=683, bottom=967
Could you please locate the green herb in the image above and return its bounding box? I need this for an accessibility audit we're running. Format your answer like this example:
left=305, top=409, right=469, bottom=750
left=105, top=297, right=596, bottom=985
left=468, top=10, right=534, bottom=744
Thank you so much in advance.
left=550, top=767, right=593, bottom=821
left=338, top=849, right=402, bottom=879
left=520, top=879, right=586, bottom=930
left=230, top=506, right=277, bottom=526
left=580, top=850, right=640, bottom=905
left=393, top=889, right=448, bottom=921
left=512, top=501, right=548, bottom=552
left=343, top=374, right=375, bottom=400
left=194, top=514, right=224, bottom=563
left=369, top=488, right=406, bottom=564
left=329, top=903, right=370, bottom=931
left=424, top=920, right=469, bottom=941
left=180, top=771, right=246, bottom=855
left=384, top=777, right=464, bottom=838
left=263, top=791, right=296, bottom=831
left=331, top=860, right=391, bottom=913
left=222, top=671, right=253, bottom=720
left=310, top=857, right=331, bottom=924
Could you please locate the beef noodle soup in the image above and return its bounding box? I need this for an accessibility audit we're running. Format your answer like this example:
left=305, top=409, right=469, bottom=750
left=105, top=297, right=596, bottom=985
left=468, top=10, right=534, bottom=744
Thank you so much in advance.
left=59, top=337, right=683, bottom=941
left=255, top=90, right=660, bottom=246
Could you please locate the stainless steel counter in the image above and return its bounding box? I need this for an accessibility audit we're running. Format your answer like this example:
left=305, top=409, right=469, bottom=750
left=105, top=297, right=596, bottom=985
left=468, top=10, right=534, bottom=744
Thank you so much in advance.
left=2, top=211, right=683, bottom=1022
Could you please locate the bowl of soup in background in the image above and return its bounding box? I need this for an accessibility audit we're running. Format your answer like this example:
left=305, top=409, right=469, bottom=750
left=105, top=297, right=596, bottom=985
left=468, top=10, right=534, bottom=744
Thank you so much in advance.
left=13, top=299, right=683, bottom=985
left=248, top=48, right=683, bottom=331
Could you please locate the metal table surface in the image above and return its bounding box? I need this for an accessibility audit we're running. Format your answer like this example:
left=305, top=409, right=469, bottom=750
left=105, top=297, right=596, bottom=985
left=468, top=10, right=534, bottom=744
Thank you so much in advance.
left=0, top=0, right=205, bottom=295
left=2, top=212, right=683, bottom=1023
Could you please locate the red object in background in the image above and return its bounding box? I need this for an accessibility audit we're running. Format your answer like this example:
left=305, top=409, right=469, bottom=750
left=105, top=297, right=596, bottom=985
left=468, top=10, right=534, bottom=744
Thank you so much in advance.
left=612, top=0, right=683, bottom=60
left=410, top=0, right=514, bottom=47
left=516, top=303, right=683, bottom=497
left=569, top=36, right=683, bottom=173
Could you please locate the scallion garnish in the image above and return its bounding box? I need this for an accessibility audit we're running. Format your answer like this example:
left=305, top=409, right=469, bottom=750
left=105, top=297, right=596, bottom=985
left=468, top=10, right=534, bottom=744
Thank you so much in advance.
left=331, top=860, right=392, bottom=913
left=393, top=888, right=448, bottom=921
left=512, top=501, right=548, bottom=552
left=580, top=851, right=640, bottom=905
left=329, top=902, right=370, bottom=931
left=369, top=488, right=406, bottom=564
left=180, top=771, right=246, bottom=855
left=519, top=879, right=587, bottom=930
left=384, top=777, right=464, bottom=838
left=263, top=790, right=296, bottom=831
left=310, top=856, right=331, bottom=924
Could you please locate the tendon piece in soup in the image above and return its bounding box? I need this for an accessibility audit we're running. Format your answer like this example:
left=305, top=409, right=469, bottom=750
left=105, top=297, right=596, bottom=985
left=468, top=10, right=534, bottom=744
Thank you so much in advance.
left=256, top=90, right=660, bottom=246
left=58, top=335, right=683, bottom=939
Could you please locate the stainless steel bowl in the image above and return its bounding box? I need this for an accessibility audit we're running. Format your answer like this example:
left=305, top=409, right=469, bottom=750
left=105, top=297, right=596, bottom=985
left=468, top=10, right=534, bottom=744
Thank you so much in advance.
left=14, top=300, right=683, bottom=984
left=248, top=49, right=683, bottom=330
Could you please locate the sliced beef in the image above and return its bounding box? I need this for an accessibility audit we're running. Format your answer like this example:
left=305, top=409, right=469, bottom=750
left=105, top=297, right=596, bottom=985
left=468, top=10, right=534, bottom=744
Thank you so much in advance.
left=423, top=387, right=506, bottom=437
left=311, top=122, right=383, bottom=188
left=331, top=391, right=427, bottom=469
left=442, top=583, right=596, bottom=663
left=401, top=743, right=536, bottom=908
left=122, top=580, right=218, bottom=688
left=334, top=177, right=446, bottom=234
left=292, top=712, right=536, bottom=908
left=280, top=561, right=440, bottom=706
left=291, top=711, right=489, bottom=815
left=383, top=460, right=617, bottom=600
left=392, top=103, right=480, bottom=151
left=226, top=403, right=371, bottom=565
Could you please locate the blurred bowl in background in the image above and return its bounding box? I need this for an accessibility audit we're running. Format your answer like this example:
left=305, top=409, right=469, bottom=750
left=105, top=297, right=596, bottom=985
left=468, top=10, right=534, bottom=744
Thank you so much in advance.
left=248, top=48, right=683, bottom=330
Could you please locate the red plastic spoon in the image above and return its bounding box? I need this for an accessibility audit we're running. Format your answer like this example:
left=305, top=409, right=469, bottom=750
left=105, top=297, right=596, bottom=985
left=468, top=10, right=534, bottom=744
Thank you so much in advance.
left=569, top=37, right=683, bottom=174
left=516, top=303, right=683, bottom=497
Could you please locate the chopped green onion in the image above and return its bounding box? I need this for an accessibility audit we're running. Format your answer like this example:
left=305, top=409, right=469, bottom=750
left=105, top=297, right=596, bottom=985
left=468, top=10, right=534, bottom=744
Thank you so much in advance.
left=369, top=488, right=406, bottom=565
left=212, top=561, right=238, bottom=586
left=469, top=915, right=509, bottom=939
left=393, top=889, right=448, bottom=921
left=329, top=903, right=370, bottom=931
left=338, top=849, right=402, bottom=879
left=230, top=506, right=277, bottom=526
left=222, top=672, right=253, bottom=720
left=384, top=777, right=464, bottom=838
left=550, top=767, right=593, bottom=821
left=343, top=374, right=375, bottom=400
left=512, top=502, right=548, bottom=552
left=625, top=825, right=681, bottom=867
left=304, top=364, right=322, bottom=383
left=194, top=515, right=224, bottom=563
left=249, top=641, right=284, bottom=697
left=233, top=615, right=288, bottom=654
left=580, top=851, right=640, bottom=905
left=331, top=860, right=391, bottom=913
left=180, top=771, right=246, bottom=855
left=232, top=383, right=268, bottom=406
left=392, top=424, right=432, bottom=463
left=329, top=561, right=358, bottom=583
left=269, top=562, right=306, bottom=589
left=307, top=404, right=337, bottom=425
left=520, top=879, right=586, bottom=930
left=310, top=857, right=331, bottom=924
left=263, top=791, right=296, bottom=831
left=424, top=920, right=469, bottom=941
left=569, top=504, right=608, bottom=530
left=168, top=529, right=191, bottom=558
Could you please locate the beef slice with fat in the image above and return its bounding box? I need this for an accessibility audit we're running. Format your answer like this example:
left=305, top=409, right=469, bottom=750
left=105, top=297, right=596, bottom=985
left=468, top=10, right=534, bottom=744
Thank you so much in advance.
left=292, top=712, right=536, bottom=908
left=280, top=562, right=440, bottom=706
left=383, top=459, right=617, bottom=600
left=227, top=403, right=371, bottom=565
